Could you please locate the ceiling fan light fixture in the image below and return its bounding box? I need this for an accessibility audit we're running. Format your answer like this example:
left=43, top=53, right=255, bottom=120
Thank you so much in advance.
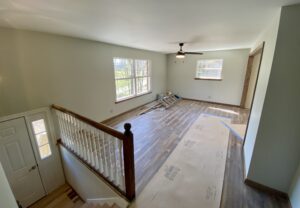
left=176, top=51, right=185, bottom=59
left=175, top=42, right=203, bottom=58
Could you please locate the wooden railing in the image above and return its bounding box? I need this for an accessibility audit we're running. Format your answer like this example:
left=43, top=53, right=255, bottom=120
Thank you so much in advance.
left=51, top=104, right=135, bottom=201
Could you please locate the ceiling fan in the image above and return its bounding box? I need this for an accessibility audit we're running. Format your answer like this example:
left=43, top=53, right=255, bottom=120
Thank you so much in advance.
left=176, top=43, right=203, bottom=59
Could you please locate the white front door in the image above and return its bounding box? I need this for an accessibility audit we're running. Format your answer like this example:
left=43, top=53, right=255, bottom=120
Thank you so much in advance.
left=0, top=117, right=46, bottom=207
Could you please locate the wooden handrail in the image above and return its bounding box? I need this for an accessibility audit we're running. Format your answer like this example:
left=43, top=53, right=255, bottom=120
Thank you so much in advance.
left=52, top=104, right=136, bottom=201
left=52, top=104, right=125, bottom=140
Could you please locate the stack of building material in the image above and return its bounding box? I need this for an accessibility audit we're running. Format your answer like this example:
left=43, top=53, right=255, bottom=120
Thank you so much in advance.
left=158, top=92, right=181, bottom=109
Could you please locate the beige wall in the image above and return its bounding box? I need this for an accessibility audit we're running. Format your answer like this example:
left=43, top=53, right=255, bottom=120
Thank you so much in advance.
left=167, top=49, right=249, bottom=105
left=0, top=28, right=167, bottom=121
left=0, top=162, right=18, bottom=208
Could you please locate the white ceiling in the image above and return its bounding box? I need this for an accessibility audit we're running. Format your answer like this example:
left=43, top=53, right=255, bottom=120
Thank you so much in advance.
left=0, top=0, right=299, bottom=53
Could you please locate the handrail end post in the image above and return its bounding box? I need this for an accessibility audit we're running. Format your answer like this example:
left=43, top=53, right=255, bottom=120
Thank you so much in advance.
left=124, top=123, right=132, bottom=136
left=123, top=122, right=136, bottom=201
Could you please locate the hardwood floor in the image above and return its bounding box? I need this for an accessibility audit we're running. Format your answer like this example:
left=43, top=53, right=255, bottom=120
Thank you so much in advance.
left=104, top=99, right=290, bottom=207
left=221, top=133, right=290, bottom=208
left=104, top=99, right=248, bottom=193
left=29, top=184, right=84, bottom=208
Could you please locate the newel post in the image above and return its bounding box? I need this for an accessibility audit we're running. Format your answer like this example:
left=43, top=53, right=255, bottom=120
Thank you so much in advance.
left=123, top=123, right=136, bottom=201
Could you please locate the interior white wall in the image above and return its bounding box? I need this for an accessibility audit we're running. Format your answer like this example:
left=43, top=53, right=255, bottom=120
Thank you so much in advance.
left=0, top=28, right=167, bottom=121
left=245, top=4, right=300, bottom=193
left=289, top=161, right=300, bottom=208
left=0, top=162, right=18, bottom=208
left=167, top=49, right=249, bottom=105
left=243, top=10, right=281, bottom=176
left=0, top=28, right=29, bottom=115
left=60, top=146, right=128, bottom=207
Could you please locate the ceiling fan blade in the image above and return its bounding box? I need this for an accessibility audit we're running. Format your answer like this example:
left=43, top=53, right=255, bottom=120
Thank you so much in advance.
left=185, top=52, right=204, bottom=55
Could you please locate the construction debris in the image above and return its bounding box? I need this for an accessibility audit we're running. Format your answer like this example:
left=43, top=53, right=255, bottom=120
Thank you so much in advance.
left=138, top=92, right=181, bottom=115
left=158, top=92, right=181, bottom=109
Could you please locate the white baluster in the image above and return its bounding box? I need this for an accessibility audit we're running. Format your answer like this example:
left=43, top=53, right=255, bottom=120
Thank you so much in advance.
left=89, top=127, right=96, bottom=168
left=112, top=137, right=118, bottom=184
left=92, top=128, right=99, bottom=170
left=61, top=112, right=68, bottom=144
left=118, top=140, right=125, bottom=191
left=106, top=134, right=112, bottom=180
left=87, top=126, right=94, bottom=166
left=108, top=136, right=116, bottom=181
left=114, top=138, right=121, bottom=187
left=96, top=131, right=104, bottom=173
left=80, top=121, right=88, bottom=161
left=66, top=114, right=73, bottom=149
left=83, top=123, right=91, bottom=163
left=68, top=115, right=75, bottom=151
left=66, top=114, right=74, bottom=150
left=102, top=132, right=109, bottom=176
left=92, top=127, right=99, bottom=170
left=56, top=111, right=64, bottom=141
left=71, top=116, right=79, bottom=155
left=76, top=119, right=83, bottom=158
left=86, top=125, right=93, bottom=165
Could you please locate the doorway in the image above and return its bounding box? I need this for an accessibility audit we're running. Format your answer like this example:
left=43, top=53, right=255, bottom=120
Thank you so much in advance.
left=240, top=42, right=265, bottom=109
left=240, top=42, right=265, bottom=146
left=0, top=117, right=46, bottom=207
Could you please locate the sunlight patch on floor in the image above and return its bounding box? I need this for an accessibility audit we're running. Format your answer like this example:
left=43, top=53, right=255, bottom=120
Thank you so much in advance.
left=209, top=107, right=239, bottom=115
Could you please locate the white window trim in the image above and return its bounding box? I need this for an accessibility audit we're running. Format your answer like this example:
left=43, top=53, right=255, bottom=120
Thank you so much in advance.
left=113, top=58, right=152, bottom=102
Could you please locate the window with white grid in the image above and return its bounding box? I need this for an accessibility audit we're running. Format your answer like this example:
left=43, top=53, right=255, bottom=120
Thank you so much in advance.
left=196, top=59, right=223, bottom=80
left=113, top=58, right=151, bottom=101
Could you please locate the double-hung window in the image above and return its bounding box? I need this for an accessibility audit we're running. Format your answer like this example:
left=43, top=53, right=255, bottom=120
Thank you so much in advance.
left=196, top=59, right=223, bottom=80
left=113, top=58, right=151, bottom=102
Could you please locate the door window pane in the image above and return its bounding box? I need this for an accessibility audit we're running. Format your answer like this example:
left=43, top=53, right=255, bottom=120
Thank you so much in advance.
left=39, top=144, right=52, bottom=159
left=36, top=132, right=49, bottom=146
left=32, top=119, right=46, bottom=134
left=31, top=119, right=52, bottom=159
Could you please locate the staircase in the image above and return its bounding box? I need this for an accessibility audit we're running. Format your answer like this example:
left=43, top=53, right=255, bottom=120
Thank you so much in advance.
left=81, top=203, right=120, bottom=208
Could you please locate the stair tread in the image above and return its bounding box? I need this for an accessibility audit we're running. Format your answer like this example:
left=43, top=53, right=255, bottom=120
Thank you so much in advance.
left=111, top=203, right=120, bottom=208
left=80, top=202, right=121, bottom=208
left=102, top=203, right=111, bottom=208
left=80, top=203, right=89, bottom=208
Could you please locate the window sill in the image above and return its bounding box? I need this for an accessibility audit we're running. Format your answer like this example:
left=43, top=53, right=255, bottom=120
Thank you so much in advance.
left=194, top=78, right=222, bottom=81
left=115, top=91, right=152, bottom=104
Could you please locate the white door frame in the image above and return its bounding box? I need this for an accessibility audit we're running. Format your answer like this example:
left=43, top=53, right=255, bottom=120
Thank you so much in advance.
left=0, top=117, right=47, bottom=207
left=0, top=107, right=65, bottom=195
